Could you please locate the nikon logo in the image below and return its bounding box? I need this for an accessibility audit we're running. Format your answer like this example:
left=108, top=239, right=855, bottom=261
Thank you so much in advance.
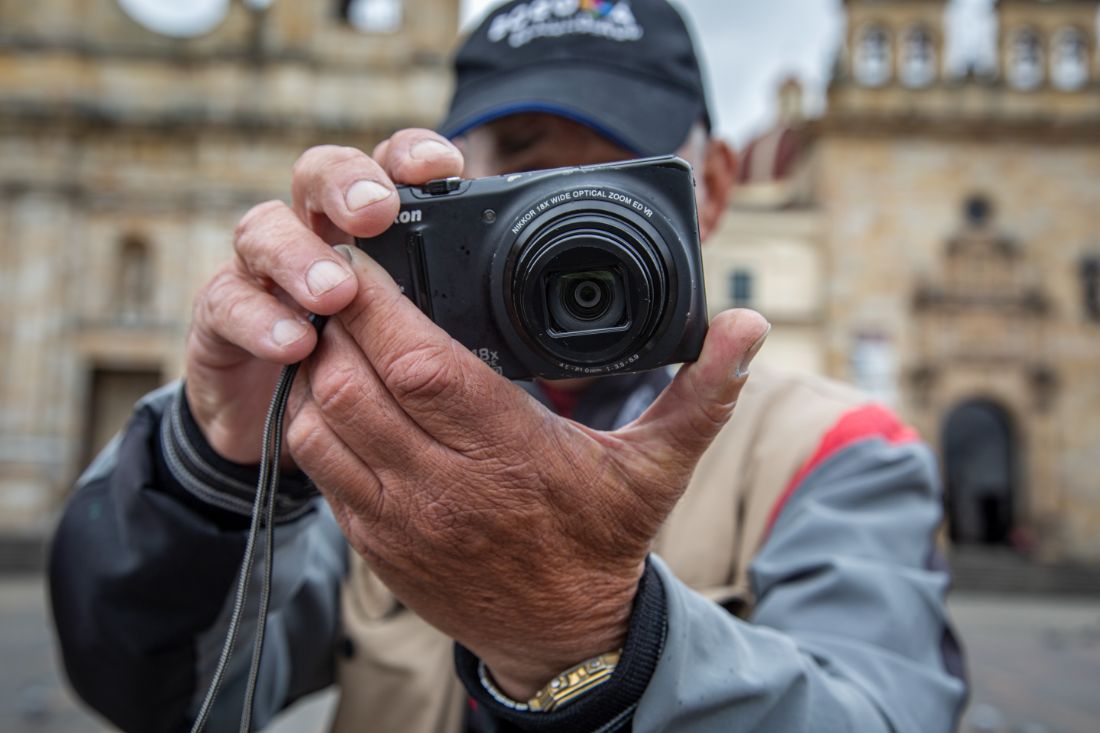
left=395, top=209, right=422, bottom=224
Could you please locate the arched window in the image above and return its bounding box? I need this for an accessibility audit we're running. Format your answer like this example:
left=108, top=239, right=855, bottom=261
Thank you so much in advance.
left=1051, top=27, right=1089, bottom=91
left=900, top=25, right=936, bottom=88
left=854, top=25, right=892, bottom=87
left=341, top=0, right=403, bottom=33
left=1007, top=27, right=1044, bottom=91
left=116, top=234, right=153, bottom=322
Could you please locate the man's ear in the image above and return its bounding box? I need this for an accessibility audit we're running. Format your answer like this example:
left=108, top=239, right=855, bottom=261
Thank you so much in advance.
left=697, top=138, right=737, bottom=243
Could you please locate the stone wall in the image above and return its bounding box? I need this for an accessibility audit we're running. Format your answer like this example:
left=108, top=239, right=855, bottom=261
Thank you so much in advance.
left=0, top=0, right=458, bottom=530
left=815, top=131, right=1100, bottom=559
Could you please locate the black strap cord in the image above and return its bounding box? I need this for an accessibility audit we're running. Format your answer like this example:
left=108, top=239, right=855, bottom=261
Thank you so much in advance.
left=190, top=314, right=328, bottom=733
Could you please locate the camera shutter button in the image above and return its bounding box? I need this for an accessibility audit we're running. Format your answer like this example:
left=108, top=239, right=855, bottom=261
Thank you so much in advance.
left=423, top=177, right=462, bottom=195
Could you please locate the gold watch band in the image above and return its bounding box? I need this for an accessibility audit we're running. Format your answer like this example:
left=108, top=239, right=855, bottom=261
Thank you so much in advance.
left=478, top=649, right=622, bottom=713
left=528, top=650, right=622, bottom=712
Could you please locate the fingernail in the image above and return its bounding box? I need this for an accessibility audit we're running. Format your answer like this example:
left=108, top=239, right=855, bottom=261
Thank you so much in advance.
left=345, top=180, right=392, bottom=211
left=409, top=139, right=454, bottom=161
left=306, top=258, right=352, bottom=296
left=734, top=323, right=771, bottom=379
left=273, top=318, right=308, bottom=347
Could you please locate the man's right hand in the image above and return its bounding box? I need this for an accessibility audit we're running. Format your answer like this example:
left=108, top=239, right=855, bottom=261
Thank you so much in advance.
left=184, top=131, right=465, bottom=464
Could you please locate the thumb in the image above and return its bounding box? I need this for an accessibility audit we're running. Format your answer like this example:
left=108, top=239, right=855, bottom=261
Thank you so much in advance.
left=621, top=309, right=771, bottom=471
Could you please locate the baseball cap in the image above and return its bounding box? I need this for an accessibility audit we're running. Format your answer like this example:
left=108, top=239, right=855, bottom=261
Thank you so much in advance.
left=439, top=0, right=714, bottom=157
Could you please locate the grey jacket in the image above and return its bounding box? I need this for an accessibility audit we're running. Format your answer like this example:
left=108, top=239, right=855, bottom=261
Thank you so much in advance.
left=49, top=366, right=966, bottom=732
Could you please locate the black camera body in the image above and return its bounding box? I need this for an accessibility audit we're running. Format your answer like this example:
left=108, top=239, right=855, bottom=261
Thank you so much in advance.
left=355, top=155, right=708, bottom=380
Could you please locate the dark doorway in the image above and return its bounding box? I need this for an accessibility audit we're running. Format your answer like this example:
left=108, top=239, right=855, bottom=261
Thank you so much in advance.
left=82, top=366, right=162, bottom=472
left=942, top=400, right=1018, bottom=545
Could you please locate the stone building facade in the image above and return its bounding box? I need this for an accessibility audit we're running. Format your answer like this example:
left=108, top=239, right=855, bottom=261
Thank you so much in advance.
left=4, top=0, right=1099, bottom=562
left=0, top=0, right=458, bottom=531
left=709, top=0, right=1100, bottom=560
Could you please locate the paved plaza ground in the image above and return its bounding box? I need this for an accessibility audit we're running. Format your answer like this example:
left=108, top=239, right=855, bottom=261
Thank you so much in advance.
left=2, top=574, right=1097, bottom=732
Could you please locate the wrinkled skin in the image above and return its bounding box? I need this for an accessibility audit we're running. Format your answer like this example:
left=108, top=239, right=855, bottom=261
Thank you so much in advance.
left=184, top=117, right=770, bottom=697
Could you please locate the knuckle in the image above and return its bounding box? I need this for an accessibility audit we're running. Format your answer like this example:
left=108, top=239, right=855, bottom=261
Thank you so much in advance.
left=313, top=361, right=369, bottom=417
left=235, top=199, right=287, bottom=247
left=220, top=290, right=258, bottom=333
left=692, top=400, right=734, bottom=439
left=293, top=145, right=355, bottom=177
left=384, top=341, right=461, bottom=404
left=680, top=376, right=735, bottom=445
left=341, top=278, right=400, bottom=332
left=199, top=269, right=242, bottom=323
left=286, top=409, right=330, bottom=464
left=391, top=128, right=434, bottom=147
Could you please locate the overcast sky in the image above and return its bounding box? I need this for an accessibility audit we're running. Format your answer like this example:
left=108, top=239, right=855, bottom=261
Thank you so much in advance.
left=459, top=0, right=1098, bottom=148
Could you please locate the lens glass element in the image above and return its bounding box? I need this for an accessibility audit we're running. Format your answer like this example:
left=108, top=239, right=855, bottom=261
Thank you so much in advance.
left=548, top=270, right=626, bottom=332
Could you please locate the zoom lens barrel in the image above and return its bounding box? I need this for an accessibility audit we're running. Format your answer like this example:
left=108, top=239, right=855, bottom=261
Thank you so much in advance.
left=508, top=204, right=669, bottom=368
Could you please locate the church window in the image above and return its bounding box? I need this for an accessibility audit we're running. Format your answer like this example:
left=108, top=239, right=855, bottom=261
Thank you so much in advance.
left=901, top=25, right=936, bottom=88
left=728, top=269, right=754, bottom=308
left=965, top=194, right=993, bottom=227
left=1051, top=27, right=1089, bottom=91
left=855, top=25, right=892, bottom=87
left=1081, top=255, right=1100, bottom=323
left=341, top=0, right=403, bottom=33
left=1007, top=27, right=1044, bottom=91
left=115, top=234, right=154, bottom=322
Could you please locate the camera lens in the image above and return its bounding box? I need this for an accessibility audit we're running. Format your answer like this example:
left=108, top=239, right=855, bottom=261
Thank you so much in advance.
left=506, top=204, right=671, bottom=369
left=549, top=270, right=626, bottom=331
left=573, top=281, right=602, bottom=312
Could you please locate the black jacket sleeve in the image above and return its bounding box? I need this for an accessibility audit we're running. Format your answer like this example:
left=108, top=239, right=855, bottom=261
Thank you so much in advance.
left=48, top=384, right=347, bottom=732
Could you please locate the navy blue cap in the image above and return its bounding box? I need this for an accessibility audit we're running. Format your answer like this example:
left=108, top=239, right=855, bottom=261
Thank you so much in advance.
left=440, top=0, right=713, bottom=156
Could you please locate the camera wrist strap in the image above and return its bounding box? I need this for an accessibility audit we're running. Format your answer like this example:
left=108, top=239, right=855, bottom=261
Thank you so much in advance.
left=190, top=314, right=329, bottom=733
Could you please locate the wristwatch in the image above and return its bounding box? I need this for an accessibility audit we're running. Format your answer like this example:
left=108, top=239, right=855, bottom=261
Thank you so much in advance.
left=478, top=650, right=622, bottom=713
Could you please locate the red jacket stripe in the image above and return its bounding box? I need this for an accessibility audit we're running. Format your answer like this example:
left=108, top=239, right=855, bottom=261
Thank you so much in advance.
left=764, top=404, right=920, bottom=538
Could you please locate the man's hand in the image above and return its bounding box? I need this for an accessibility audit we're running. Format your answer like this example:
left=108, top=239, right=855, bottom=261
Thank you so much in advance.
left=284, top=241, right=770, bottom=699
left=184, top=132, right=463, bottom=463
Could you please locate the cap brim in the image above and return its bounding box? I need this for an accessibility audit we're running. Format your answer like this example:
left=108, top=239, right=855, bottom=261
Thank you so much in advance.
left=439, top=66, right=704, bottom=158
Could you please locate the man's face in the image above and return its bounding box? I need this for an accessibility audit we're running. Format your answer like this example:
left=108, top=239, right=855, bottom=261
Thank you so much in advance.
left=457, top=112, right=712, bottom=225
left=458, top=113, right=639, bottom=178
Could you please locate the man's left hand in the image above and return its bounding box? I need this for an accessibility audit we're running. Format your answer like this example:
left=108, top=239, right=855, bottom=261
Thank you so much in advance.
left=286, top=245, right=769, bottom=700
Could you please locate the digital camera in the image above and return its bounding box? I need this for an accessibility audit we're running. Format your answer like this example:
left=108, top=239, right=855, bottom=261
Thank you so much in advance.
left=355, top=155, right=708, bottom=380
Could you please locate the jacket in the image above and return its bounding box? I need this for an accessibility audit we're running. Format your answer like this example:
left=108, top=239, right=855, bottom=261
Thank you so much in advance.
left=49, top=365, right=967, bottom=732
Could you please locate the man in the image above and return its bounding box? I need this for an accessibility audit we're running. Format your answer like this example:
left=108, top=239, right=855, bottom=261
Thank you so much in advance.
left=49, top=1, right=967, bottom=731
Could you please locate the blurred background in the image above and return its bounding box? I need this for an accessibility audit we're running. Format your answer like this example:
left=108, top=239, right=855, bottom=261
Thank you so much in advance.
left=1, top=0, right=1098, bottom=731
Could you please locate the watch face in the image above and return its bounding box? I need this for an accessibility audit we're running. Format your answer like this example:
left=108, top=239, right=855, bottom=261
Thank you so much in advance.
left=117, top=0, right=230, bottom=38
